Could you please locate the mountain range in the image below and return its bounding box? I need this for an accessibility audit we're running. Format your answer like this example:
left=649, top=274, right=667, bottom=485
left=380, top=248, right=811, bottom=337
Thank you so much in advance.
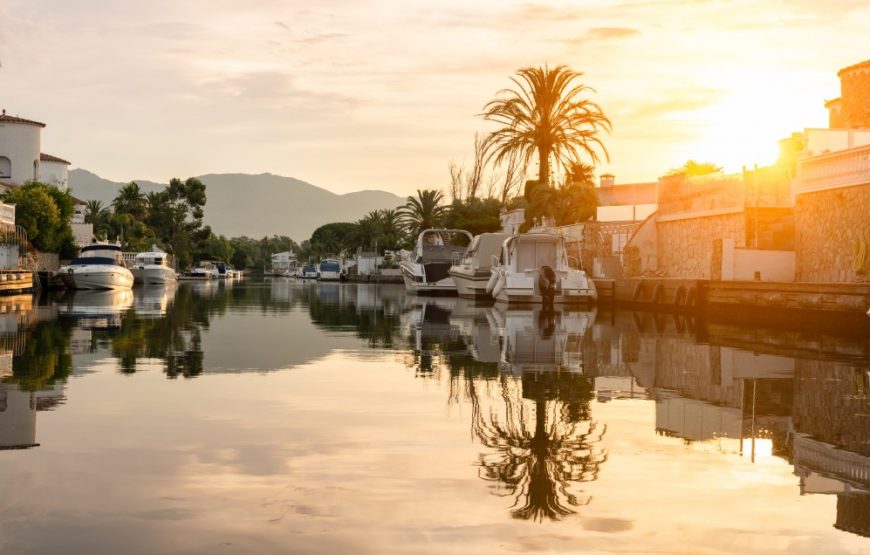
left=68, top=169, right=406, bottom=241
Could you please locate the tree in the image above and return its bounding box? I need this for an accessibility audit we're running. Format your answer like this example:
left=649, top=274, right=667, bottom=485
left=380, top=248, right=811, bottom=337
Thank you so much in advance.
left=444, top=197, right=502, bottom=236
left=666, top=160, right=722, bottom=177
left=3, top=181, right=76, bottom=257
left=552, top=162, right=598, bottom=226
left=309, top=222, right=356, bottom=257
left=112, top=182, right=146, bottom=221
left=398, top=189, right=447, bottom=237
left=481, top=65, right=610, bottom=191
left=84, top=199, right=111, bottom=239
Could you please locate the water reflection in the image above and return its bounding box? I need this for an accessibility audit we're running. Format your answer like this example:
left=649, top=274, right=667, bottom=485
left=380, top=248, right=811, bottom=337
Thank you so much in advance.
left=0, top=281, right=869, bottom=544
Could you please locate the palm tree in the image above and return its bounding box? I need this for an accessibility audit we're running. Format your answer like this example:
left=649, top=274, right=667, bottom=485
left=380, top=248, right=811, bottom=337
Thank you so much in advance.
left=113, top=182, right=146, bottom=220
left=378, top=209, right=404, bottom=251
left=398, top=189, right=446, bottom=237
left=481, top=65, right=611, bottom=188
left=84, top=199, right=110, bottom=239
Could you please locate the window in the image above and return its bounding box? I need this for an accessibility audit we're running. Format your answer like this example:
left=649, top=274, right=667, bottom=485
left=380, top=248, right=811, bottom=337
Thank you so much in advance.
left=0, top=156, right=10, bottom=178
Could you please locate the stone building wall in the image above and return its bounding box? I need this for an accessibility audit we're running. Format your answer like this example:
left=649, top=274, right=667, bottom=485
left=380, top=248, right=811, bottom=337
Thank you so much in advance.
left=657, top=213, right=745, bottom=278
left=792, top=359, right=870, bottom=457
left=833, top=62, right=870, bottom=129
left=795, top=183, right=870, bottom=283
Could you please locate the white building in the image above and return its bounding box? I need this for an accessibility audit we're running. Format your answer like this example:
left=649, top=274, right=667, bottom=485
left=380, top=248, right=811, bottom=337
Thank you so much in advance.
left=39, top=152, right=71, bottom=190
left=0, top=109, right=72, bottom=192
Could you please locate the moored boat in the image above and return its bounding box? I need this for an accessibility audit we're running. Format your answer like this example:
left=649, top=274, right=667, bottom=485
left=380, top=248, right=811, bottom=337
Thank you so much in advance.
left=448, top=232, right=511, bottom=299
left=399, top=229, right=472, bottom=294
left=58, top=242, right=134, bottom=290
left=317, top=258, right=343, bottom=281
left=487, top=233, right=596, bottom=305
left=130, top=251, right=177, bottom=285
left=298, top=264, right=318, bottom=279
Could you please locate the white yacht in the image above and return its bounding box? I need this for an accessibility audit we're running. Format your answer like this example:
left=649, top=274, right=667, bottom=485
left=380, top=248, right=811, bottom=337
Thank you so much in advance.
left=486, top=233, right=597, bottom=305
left=58, top=242, right=134, bottom=290
left=130, top=251, right=177, bottom=284
left=448, top=232, right=511, bottom=299
left=317, top=258, right=343, bottom=281
left=57, top=289, right=135, bottom=329
left=400, top=229, right=473, bottom=294
left=298, top=263, right=318, bottom=279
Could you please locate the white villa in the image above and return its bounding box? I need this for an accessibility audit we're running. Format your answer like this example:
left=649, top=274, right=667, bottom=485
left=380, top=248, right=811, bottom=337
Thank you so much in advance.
left=0, top=109, right=92, bottom=247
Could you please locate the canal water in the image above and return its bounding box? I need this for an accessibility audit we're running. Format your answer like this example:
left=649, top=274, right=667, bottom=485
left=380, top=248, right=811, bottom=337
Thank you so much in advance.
left=1, top=279, right=869, bottom=554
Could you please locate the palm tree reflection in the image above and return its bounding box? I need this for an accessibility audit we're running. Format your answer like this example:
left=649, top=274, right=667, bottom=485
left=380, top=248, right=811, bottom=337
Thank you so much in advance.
left=473, top=373, right=606, bottom=521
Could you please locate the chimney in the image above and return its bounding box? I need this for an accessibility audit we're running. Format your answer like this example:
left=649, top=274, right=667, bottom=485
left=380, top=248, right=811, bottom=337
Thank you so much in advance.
left=600, top=174, right=615, bottom=187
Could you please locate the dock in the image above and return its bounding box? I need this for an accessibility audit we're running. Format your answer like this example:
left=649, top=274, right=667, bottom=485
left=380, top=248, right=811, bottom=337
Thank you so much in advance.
left=596, top=277, right=870, bottom=322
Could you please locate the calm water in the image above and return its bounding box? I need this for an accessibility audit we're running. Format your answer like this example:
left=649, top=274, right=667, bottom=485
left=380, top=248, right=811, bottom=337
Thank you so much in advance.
left=1, top=279, right=870, bottom=554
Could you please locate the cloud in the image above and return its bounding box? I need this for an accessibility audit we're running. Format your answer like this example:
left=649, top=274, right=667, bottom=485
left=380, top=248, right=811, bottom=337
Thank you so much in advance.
left=587, top=27, right=641, bottom=40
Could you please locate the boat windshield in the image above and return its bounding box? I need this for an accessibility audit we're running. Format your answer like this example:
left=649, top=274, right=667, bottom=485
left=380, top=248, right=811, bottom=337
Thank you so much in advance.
left=320, top=262, right=341, bottom=272
left=69, top=256, right=117, bottom=266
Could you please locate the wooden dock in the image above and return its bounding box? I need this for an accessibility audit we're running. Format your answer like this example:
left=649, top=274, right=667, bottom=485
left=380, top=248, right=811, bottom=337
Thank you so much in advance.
left=0, top=271, right=34, bottom=295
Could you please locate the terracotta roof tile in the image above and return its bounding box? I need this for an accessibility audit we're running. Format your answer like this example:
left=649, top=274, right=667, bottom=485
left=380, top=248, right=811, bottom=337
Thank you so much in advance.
left=40, top=153, right=70, bottom=164
left=0, top=110, right=46, bottom=128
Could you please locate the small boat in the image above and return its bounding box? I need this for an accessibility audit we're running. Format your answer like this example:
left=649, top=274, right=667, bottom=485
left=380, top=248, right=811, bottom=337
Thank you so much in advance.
left=58, top=242, right=134, bottom=290
left=130, top=250, right=177, bottom=285
left=400, top=228, right=473, bottom=294
left=487, top=233, right=597, bottom=305
left=317, top=258, right=343, bottom=281
left=178, top=268, right=213, bottom=281
left=448, top=232, right=511, bottom=299
left=298, top=264, right=318, bottom=279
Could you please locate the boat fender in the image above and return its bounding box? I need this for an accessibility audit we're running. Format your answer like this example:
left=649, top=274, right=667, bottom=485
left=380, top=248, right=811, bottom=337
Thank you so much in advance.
left=485, top=269, right=499, bottom=294
left=491, top=272, right=506, bottom=298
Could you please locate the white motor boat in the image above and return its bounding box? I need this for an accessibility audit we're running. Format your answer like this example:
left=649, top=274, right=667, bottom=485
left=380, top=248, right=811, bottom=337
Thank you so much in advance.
left=58, top=242, right=134, bottom=290
left=487, top=233, right=597, bottom=305
left=448, top=232, right=511, bottom=299
left=130, top=251, right=177, bottom=284
left=400, top=229, right=473, bottom=294
left=298, top=264, right=318, bottom=279
left=57, top=289, right=135, bottom=329
left=317, top=258, right=343, bottom=281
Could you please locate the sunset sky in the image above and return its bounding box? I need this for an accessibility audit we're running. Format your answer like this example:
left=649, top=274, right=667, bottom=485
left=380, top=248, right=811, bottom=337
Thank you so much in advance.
left=1, top=0, right=867, bottom=195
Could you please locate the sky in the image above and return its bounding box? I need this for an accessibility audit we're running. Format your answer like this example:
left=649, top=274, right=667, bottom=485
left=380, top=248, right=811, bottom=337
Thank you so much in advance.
left=0, top=0, right=867, bottom=195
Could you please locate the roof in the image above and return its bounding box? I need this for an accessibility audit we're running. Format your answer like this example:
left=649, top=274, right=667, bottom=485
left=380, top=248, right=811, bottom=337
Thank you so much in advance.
left=40, top=153, right=70, bottom=165
left=838, top=59, right=870, bottom=77
left=0, top=110, right=46, bottom=128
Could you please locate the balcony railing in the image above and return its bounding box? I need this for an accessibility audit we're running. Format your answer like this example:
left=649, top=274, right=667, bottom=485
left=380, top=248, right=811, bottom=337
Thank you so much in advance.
left=797, top=144, right=870, bottom=194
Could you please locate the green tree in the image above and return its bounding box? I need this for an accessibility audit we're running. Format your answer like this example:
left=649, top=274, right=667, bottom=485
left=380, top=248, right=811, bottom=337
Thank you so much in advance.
left=444, top=197, right=502, bottom=236
left=398, top=189, right=446, bottom=237
left=112, top=182, right=146, bottom=221
left=84, top=199, right=111, bottom=239
left=3, top=181, right=76, bottom=256
left=552, top=163, right=598, bottom=226
left=481, top=65, right=610, bottom=227
left=309, top=222, right=356, bottom=257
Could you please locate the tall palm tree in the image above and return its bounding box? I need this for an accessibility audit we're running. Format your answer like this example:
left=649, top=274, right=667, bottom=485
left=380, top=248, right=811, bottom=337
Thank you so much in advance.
left=398, top=189, right=446, bottom=237
left=481, top=65, right=611, bottom=188
left=113, top=181, right=146, bottom=220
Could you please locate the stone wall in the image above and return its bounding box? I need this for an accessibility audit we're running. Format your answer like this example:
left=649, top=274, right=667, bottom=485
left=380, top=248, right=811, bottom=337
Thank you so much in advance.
left=835, top=62, right=870, bottom=129
left=795, top=183, right=870, bottom=283
left=657, top=213, right=745, bottom=278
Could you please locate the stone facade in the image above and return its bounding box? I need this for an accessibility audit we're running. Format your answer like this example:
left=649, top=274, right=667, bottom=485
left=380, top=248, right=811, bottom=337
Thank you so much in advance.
left=828, top=60, right=870, bottom=129
left=795, top=183, right=870, bottom=283
left=657, top=213, right=745, bottom=278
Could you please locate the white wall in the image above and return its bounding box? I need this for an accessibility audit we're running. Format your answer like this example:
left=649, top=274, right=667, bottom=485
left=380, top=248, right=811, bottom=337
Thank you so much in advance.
left=71, top=223, right=94, bottom=246
left=0, top=123, right=41, bottom=186
left=0, top=245, right=19, bottom=270
left=720, top=238, right=795, bottom=282
left=39, top=160, right=68, bottom=189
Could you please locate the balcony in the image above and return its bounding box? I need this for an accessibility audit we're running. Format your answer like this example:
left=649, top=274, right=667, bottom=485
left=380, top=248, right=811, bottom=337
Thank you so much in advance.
left=797, top=144, right=870, bottom=194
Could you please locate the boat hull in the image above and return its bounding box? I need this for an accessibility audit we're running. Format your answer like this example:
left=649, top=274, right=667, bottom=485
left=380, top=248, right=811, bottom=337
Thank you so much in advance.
left=448, top=269, right=492, bottom=299
left=401, top=262, right=457, bottom=294
left=60, top=265, right=135, bottom=290
left=493, top=288, right=597, bottom=305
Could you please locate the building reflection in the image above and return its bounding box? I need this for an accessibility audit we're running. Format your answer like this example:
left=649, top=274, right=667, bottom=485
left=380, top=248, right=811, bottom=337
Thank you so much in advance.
left=0, top=295, right=68, bottom=451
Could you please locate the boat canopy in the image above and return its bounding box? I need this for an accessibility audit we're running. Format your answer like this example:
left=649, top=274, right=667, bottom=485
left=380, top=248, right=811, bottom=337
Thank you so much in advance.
left=507, top=233, right=566, bottom=271
left=320, top=261, right=341, bottom=272
left=416, top=229, right=472, bottom=262
left=466, top=233, right=510, bottom=270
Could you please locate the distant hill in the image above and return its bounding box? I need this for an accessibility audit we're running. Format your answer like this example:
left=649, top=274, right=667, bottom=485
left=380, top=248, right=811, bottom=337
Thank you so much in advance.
left=68, top=169, right=405, bottom=240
